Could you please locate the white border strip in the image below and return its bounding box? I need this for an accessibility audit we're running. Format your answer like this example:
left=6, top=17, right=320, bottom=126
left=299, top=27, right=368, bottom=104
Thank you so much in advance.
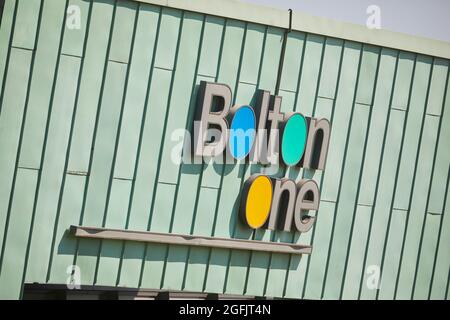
left=70, top=225, right=312, bottom=255
left=136, top=0, right=450, bottom=59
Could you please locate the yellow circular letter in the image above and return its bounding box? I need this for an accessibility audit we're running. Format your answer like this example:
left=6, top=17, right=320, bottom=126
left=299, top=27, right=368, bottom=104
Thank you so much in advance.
left=243, top=175, right=273, bottom=229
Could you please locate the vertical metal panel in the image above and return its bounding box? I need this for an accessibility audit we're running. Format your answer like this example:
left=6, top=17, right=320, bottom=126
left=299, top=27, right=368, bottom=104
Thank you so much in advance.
left=66, top=0, right=114, bottom=174
left=357, top=49, right=399, bottom=207
left=429, top=76, right=450, bottom=300
left=0, top=0, right=17, bottom=97
left=46, top=0, right=93, bottom=286
left=0, top=169, right=38, bottom=299
left=0, top=0, right=449, bottom=299
left=323, top=104, right=372, bottom=299
left=378, top=209, right=408, bottom=299
left=141, top=9, right=205, bottom=291
left=117, top=3, right=160, bottom=289
left=12, top=0, right=40, bottom=49
left=61, top=0, right=90, bottom=57
left=19, top=0, right=67, bottom=170
left=47, top=174, right=86, bottom=285
left=395, top=58, right=445, bottom=299
left=112, top=4, right=162, bottom=289
left=226, top=26, right=282, bottom=297
left=254, top=30, right=304, bottom=298
left=16, top=0, right=68, bottom=288
left=26, top=54, right=81, bottom=283
left=201, top=20, right=250, bottom=294
left=393, top=56, right=433, bottom=211
left=414, top=213, right=441, bottom=299
left=349, top=49, right=399, bottom=300
left=320, top=41, right=361, bottom=203
left=428, top=62, right=450, bottom=215
left=73, top=0, right=116, bottom=286
left=95, top=0, right=139, bottom=287
left=284, top=37, right=340, bottom=299
left=183, top=187, right=218, bottom=292
left=323, top=46, right=381, bottom=300
left=288, top=96, right=334, bottom=298
left=341, top=205, right=372, bottom=299
left=0, top=48, right=34, bottom=265
left=430, top=168, right=450, bottom=299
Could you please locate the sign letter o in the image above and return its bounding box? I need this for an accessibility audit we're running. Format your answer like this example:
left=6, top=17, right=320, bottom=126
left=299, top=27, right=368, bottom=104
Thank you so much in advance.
left=281, top=113, right=308, bottom=166
left=228, top=105, right=256, bottom=160
left=241, top=175, right=273, bottom=229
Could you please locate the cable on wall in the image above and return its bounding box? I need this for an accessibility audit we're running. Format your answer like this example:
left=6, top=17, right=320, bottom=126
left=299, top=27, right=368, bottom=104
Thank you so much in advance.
left=275, top=8, right=292, bottom=96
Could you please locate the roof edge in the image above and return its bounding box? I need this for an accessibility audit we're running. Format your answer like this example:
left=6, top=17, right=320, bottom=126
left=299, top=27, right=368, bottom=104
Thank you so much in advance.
left=135, top=0, right=450, bottom=60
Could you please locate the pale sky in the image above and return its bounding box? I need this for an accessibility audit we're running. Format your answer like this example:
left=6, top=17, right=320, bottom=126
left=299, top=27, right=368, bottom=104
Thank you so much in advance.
left=241, top=0, right=450, bottom=43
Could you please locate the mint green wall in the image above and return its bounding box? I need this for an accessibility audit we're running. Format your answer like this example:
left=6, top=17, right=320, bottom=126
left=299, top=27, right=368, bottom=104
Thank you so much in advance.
left=0, top=0, right=449, bottom=300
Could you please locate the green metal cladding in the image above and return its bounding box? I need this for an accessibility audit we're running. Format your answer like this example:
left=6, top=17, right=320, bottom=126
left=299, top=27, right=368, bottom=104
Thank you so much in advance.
left=0, top=0, right=449, bottom=300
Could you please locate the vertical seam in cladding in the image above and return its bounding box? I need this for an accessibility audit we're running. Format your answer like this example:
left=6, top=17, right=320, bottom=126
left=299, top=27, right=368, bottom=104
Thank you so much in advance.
left=0, top=0, right=44, bottom=276
left=122, top=6, right=162, bottom=233
left=393, top=56, right=435, bottom=300
left=427, top=73, right=450, bottom=298
left=0, top=1, right=35, bottom=274
left=294, top=34, right=327, bottom=290
left=191, top=20, right=249, bottom=293
left=102, top=6, right=139, bottom=228
left=0, top=0, right=18, bottom=117
left=365, top=50, right=401, bottom=301
left=241, top=25, right=269, bottom=296
left=72, top=0, right=117, bottom=276
left=138, top=9, right=185, bottom=289
left=0, top=0, right=6, bottom=27
left=91, top=0, right=120, bottom=285
left=266, top=40, right=308, bottom=300
left=98, top=1, right=140, bottom=287
left=201, top=20, right=229, bottom=293
left=365, top=53, right=418, bottom=299
left=369, top=53, right=417, bottom=300
left=338, top=46, right=383, bottom=299
left=244, top=27, right=285, bottom=298
left=167, top=15, right=206, bottom=236
left=0, top=0, right=42, bottom=269
left=160, top=13, right=207, bottom=290
left=304, top=37, right=350, bottom=300
left=45, top=0, right=94, bottom=282
left=19, top=0, right=66, bottom=296
left=446, top=266, right=450, bottom=298
left=225, top=24, right=279, bottom=296
left=210, top=21, right=249, bottom=294
left=145, top=11, right=184, bottom=233
left=411, top=67, right=450, bottom=297
left=123, top=6, right=163, bottom=288
left=198, top=18, right=240, bottom=293
left=301, top=39, right=345, bottom=299
left=279, top=34, right=327, bottom=298
left=427, top=165, right=450, bottom=299
left=97, top=3, right=141, bottom=286
left=321, top=43, right=364, bottom=299
left=266, top=32, right=315, bottom=299
left=76, top=0, right=117, bottom=227
left=170, top=11, right=200, bottom=289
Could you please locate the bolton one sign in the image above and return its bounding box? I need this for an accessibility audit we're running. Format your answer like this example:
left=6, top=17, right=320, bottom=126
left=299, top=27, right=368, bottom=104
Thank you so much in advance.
left=193, top=81, right=331, bottom=234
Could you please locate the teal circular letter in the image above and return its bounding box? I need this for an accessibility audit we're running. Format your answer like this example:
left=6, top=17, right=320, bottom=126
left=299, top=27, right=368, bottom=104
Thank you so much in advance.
left=281, top=113, right=307, bottom=166
left=229, top=106, right=256, bottom=160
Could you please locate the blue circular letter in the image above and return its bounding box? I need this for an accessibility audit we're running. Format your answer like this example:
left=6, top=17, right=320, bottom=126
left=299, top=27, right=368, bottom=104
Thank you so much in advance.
left=229, top=106, right=256, bottom=160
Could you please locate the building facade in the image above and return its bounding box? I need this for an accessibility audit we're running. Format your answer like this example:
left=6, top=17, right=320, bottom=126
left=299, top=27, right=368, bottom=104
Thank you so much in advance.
left=0, top=0, right=449, bottom=300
